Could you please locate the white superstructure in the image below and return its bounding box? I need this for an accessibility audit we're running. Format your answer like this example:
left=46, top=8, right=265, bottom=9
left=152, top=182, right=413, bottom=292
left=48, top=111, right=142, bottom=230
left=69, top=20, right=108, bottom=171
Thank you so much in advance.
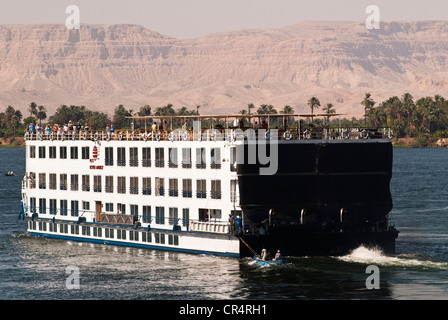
left=21, top=126, right=244, bottom=257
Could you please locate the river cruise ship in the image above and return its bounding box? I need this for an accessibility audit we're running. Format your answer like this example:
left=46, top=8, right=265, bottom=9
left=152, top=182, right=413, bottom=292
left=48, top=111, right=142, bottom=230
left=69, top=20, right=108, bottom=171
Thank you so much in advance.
left=20, top=114, right=398, bottom=258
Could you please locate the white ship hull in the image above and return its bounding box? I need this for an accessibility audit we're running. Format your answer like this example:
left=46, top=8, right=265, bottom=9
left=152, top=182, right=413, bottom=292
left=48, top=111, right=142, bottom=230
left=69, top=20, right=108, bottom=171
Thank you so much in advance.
left=21, top=129, right=244, bottom=257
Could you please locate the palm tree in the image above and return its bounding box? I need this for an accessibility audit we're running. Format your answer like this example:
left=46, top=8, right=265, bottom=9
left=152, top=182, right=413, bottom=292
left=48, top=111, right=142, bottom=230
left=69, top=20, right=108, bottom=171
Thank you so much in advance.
left=257, top=104, right=277, bottom=115
left=3, top=105, right=21, bottom=135
left=36, top=105, right=47, bottom=125
left=154, top=104, right=176, bottom=116
left=247, top=103, right=255, bottom=115
left=280, top=105, right=294, bottom=127
left=307, top=97, right=320, bottom=115
left=112, top=104, right=132, bottom=128
left=361, top=93, right=376, bottom=124
left=401, top=93, right=414, bottom=136
left=28, top=102, right=37, bottom=118
left=322, top=103, right=336, bottom=124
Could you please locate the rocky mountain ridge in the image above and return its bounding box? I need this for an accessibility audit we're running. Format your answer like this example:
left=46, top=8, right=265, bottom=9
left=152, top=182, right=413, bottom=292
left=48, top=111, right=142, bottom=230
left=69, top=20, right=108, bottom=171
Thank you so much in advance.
left=1, top=21, right=448, bottom=117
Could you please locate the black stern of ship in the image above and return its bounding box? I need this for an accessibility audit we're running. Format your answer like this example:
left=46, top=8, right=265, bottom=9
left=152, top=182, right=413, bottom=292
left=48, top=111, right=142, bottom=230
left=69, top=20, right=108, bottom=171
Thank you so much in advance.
left=236, top=139, right=398, bottom=257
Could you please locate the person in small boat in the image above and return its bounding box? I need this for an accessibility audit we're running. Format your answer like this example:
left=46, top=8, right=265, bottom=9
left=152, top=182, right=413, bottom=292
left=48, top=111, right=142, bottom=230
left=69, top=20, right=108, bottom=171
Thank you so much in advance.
left=273, top=250, right=282, bottom=261
left=261, top=248, right=267, bottom=261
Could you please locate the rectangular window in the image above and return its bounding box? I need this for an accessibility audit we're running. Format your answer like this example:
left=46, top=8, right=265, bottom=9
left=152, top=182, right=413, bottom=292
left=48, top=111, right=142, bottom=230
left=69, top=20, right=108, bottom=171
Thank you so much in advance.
left=142, top=147, right=151, bottom=167
left=39, top=173, right=46, bottom=189
left=182, top=208, right=190, bottom=227
left=211, top=180, right=222, bottom=199
left=70, top=146, right=78, bottom=159
left=129, top=147, right=138, bottom=167
left=105, top=147, right=113, bottom=166
left=49, top=146, right=56, bottom=159
left=29, top=146, right=36, bottom=158
left=82, top=226, right=90, bottom=236
left=130, top=204, right=138, bottom=217
left=105, top=203, right=114, bottom=212
left=117, top=147, right=126, bottom=166
left=182, top=179, right=192, bottom=198
left=168, top=148, right=178, bottom=168
left=49, top=199, right=57, bottom=215
left=82, top=175, right=90, bottom=192
left=230, top=179, right=237, bottom=203
left=71, top=225, right=79, bottom=235
left=117, top=229, right=126, bottom=240
left=29, top=172, right=36, bottom=189
left=196, top=179, right=206, bottom=198
left=60, top=146, right=67, bottom=159
left=210, top=209, right=222, bottom=220
left=82, top=147, right=90, bottom=159
left=93, top=175, right=102, bottom=192
left=155, top=177, right=164, bottom=196
left=105, top=176, right=113, bottom=193
left=130, top=177, right=139, bottom=194
left=39, top=146, right=46, bottom=159
left=30, top=197, right=36, bottom=213
left=182, top=148, right=191, bottom=168
left=155, top=147, right=164, bottom=167
left=105, top=228, right=114, bottom=239
left=60, top=199, right=68, bottom=216
left=211, top=148, right=221, bottom=169
left=169, top=207, right=178, bottom=225
left=169, top=178, right=178, bottom=197
left=71, top=174, right=79, bottom=191
left=71, top=200, right=79, bottom=217
left=143, top=232, right=152, bottom=243
left=49, top=173, right=57, bottom=190
left=196, top=148, right=206, bottom=169
left=82, top=201, right=90, bottom=211
left=60, top=174, right=68, bottom=191
left=155, top=207, right=165, bottom=224
left=39, top=198, right=46, bottom=214
left=142, top=177, right=151, bottom=195
left=118, top=203, right=126, bottom=214
left=230, top=146, right=237, bottom=172
left=142, top=206, right=151, bottom=223
left=117, top=176, right=126, bottom=194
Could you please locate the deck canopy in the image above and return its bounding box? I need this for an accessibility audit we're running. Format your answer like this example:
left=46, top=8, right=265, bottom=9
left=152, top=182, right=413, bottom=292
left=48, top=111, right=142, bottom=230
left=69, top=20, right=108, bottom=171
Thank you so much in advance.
left=126, top=113, right=346, bottom=130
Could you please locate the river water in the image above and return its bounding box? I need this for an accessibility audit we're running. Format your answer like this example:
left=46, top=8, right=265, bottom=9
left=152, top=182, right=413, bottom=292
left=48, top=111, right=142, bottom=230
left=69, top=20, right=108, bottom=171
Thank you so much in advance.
left=1, top=147, right=448, bottom=306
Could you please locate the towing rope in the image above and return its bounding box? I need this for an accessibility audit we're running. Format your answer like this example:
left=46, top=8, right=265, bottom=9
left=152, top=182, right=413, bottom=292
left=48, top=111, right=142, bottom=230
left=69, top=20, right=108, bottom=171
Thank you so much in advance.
left=239, top=236, right=260, bottom=258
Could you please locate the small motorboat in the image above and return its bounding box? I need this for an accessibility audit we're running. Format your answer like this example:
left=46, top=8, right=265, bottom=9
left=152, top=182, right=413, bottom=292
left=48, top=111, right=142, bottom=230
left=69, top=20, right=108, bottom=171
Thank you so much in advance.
left=5, top=171, right=16, bottom=176
left=254, top=256, right=286, bottom=266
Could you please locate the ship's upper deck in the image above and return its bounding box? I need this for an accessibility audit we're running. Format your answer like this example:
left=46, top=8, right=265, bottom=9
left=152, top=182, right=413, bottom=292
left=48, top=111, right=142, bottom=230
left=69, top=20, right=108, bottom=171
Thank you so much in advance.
left=24, top=114, right=391, bottom=143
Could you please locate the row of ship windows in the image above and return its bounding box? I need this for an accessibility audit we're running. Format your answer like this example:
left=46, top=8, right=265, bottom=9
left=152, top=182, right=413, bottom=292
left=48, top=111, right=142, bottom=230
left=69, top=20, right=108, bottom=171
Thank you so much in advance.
left=28, top=198, right=224, bottom=224
left=28, top=220, right=179, bottom=246
left=27, top=174, right=238, bottom=200
left=29, top=145, right=230, bottom=169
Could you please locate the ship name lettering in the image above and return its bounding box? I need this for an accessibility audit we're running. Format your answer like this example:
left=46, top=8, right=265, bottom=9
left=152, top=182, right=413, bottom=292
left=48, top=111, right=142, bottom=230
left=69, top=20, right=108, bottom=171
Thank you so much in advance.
left=89, top=165, right=104, bottom=170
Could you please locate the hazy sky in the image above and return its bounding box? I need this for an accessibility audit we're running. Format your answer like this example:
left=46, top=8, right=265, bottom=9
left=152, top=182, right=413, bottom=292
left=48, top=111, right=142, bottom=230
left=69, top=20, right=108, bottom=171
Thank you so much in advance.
left=0, top=0, right=447, bottom=38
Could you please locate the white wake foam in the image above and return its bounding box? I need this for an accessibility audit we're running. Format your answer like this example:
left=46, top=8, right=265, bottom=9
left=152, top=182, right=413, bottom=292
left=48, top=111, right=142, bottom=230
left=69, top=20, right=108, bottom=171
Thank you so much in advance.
left=337, top=245, right=448, bottom=270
